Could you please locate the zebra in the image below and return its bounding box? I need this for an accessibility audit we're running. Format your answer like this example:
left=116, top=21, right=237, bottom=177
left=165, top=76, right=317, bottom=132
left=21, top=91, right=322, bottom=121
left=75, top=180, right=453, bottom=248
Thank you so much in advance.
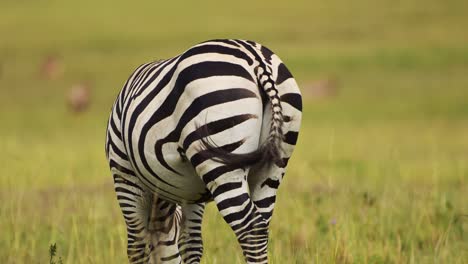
left=105, top=39, right=302, bottom=264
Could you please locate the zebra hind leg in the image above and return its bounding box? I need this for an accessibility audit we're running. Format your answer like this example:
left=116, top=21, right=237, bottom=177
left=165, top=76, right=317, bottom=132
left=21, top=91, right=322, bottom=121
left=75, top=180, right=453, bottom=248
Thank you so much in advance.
left=147, top=198, right=183, bottom=264
left=192, top=161, right=270, bottom=264
left=113, top=173, right=154, bottom=264
left=248, top=163, right=285, bottom=227
left=178, top=203, right=206, bottom=264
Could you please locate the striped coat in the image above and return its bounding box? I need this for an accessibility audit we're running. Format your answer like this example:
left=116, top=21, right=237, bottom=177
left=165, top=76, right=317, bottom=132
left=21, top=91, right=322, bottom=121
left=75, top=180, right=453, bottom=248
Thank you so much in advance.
left=105, top=39, right=302, bottom=263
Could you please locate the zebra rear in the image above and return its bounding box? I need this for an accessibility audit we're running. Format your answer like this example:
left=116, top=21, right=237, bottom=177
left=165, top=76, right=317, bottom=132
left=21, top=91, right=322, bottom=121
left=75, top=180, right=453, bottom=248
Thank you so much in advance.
left=105, top=39, right=302, bottom=264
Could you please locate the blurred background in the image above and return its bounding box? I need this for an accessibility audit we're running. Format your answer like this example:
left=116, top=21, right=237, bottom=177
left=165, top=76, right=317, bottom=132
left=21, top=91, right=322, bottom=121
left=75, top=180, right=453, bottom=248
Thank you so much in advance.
left=1, top=0, right=467, bottom=263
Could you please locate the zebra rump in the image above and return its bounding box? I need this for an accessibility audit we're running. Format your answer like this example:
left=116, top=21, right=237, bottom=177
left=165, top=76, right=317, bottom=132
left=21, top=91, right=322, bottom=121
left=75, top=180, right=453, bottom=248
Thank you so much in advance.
left=196, top=123, right=283, bottom=169
left=196, top=63, right=286, bottom=169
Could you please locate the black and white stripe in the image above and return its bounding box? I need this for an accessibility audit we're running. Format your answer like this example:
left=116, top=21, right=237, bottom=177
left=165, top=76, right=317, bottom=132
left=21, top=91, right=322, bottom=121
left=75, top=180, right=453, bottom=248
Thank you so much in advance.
left=105, top=39, right=302, bottom=263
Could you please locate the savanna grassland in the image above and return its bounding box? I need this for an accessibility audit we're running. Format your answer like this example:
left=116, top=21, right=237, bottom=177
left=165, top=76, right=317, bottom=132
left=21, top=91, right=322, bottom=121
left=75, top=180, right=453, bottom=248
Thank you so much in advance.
left=0, top=0, right=467, bottom=263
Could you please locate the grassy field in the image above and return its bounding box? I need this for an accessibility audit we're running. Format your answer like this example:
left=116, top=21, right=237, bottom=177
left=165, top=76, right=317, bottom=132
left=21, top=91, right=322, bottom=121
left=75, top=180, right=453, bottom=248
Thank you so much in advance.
left=1, top=0, right=467, bottom=263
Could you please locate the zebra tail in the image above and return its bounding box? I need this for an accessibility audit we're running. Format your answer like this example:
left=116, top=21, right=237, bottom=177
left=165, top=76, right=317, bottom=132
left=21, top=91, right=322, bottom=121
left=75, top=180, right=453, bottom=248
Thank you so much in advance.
left=197, top=64, right=285, bottom=169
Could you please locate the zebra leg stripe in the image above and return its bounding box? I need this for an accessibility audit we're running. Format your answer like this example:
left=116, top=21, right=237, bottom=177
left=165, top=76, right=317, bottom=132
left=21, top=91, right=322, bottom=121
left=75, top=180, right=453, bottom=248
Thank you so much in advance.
left=192, top=162, right=269, bottom=264
left=148, top=198, right=183, bottom=264
left=248, top=165, right=284, bottom=226
left=178, top=203, right=205, bottom=264
left=113, top=173, right=153, bottom=264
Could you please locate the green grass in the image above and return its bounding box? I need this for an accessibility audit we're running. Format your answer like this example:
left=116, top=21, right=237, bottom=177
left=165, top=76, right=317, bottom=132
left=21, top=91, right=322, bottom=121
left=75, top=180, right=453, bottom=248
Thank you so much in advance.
left=1, top=0, right=467, bottom=263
